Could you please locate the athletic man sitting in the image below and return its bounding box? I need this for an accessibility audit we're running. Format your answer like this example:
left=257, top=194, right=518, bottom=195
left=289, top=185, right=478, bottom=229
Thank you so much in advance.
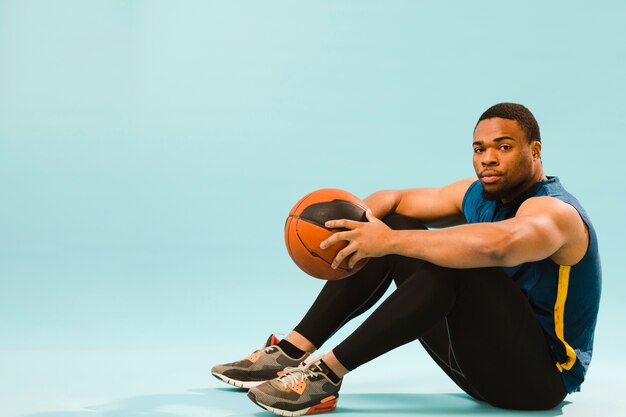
left=212, top=103, right=601, bottom=415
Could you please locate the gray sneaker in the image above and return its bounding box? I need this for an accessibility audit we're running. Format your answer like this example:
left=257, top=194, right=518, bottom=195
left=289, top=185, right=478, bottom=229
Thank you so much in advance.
left=247, top=355, right=341, bottom=416
left=211, top=334, right=310, bottom=389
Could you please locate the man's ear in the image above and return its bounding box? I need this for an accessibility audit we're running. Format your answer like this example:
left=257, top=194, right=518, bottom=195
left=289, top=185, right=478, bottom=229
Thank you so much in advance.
left=531, top=140, right=542, bottom=160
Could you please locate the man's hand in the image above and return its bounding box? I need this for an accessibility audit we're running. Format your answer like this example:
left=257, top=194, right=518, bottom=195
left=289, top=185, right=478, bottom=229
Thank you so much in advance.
left=320, top=210, right=393, bottom=270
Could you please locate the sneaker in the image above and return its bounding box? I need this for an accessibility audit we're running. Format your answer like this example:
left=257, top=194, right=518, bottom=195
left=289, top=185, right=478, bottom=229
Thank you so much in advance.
left=211, top=334, right=310, bottom=389
left=247, top=356, right=342, bottom=416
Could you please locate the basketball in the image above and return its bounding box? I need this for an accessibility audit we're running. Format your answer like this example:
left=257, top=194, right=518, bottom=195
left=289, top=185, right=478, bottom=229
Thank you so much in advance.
left=284, top=188, right=370, bottom=280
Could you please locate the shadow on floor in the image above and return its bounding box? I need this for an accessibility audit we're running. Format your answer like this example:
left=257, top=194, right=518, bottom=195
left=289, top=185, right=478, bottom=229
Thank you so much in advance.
left=19, top=387, right=571, bottom=417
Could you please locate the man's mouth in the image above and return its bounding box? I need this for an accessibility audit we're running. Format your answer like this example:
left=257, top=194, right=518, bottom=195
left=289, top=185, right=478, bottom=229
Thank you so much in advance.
left=480, top=171, right=503, bottom=184
left=482, top=176, right=501, bottom=184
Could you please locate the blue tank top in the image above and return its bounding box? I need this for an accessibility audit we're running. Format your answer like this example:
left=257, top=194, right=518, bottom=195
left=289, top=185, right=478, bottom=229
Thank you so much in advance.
left=462, top=177, right=601, bottom=393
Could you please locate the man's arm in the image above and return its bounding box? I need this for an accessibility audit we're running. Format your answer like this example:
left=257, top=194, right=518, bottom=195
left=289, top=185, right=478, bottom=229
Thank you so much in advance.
left=364, top=177, right=476, bottom=227
left=323, top=196, right=588, bottom=269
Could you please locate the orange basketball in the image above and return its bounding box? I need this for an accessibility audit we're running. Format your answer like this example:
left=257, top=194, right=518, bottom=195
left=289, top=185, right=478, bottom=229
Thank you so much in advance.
left=285, top=188, right=370, bottom=280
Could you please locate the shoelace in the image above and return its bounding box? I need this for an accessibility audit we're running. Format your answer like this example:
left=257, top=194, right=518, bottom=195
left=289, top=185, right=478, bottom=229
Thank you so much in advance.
left=245, top=344, right=277, bottom=362
left=277, top=360, right=322, bottom=388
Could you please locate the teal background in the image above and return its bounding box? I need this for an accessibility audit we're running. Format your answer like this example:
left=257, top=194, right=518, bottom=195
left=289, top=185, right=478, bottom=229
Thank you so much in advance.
left=1, top=1, right=624, bottom=416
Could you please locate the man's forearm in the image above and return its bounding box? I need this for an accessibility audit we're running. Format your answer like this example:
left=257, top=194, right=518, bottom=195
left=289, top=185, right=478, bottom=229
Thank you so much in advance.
left=387, top=223, right=513, bottom=268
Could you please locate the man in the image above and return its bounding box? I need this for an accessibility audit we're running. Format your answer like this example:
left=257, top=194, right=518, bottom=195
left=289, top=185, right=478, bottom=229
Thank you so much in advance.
left=212, top=103, right=601, bottom=415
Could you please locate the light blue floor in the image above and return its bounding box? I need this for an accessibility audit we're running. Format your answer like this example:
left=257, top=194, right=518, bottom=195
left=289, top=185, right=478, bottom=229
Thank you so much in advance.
left=3, top=344, right=623, bottom=417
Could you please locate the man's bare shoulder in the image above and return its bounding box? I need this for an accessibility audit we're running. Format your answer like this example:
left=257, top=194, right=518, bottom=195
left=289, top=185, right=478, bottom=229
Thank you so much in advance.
left=516, top=196, right=588, bottom=265
left=516, top=195, right=580, bottom=219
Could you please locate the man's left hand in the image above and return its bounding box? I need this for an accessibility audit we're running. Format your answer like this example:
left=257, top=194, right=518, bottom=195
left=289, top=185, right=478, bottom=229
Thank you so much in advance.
left=320, top=209, right=393, bottom=270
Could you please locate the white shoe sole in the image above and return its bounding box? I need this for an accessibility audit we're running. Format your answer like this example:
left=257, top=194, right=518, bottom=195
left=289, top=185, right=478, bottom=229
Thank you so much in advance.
left=255, top=402, right=312, bottom=417
left=249, top=392, right=339, bottom=416
left=211, top=371, right=266, bottom=389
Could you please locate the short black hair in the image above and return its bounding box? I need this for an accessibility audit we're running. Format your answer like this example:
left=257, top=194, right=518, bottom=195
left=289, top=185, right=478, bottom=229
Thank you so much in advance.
left=476, top=102, right=541, bottom=142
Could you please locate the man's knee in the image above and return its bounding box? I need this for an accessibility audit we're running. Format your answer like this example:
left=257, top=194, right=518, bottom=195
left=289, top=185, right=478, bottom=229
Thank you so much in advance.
left=383, top=214, right=427, bottom=231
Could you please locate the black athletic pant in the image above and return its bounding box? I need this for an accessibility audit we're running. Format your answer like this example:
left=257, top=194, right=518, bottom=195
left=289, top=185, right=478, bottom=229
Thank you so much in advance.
left=294, top=215, right=567, bottom=410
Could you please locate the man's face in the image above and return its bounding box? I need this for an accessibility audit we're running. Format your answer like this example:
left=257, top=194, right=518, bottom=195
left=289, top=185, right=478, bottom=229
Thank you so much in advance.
left=472, top=117, right=538, bottom=202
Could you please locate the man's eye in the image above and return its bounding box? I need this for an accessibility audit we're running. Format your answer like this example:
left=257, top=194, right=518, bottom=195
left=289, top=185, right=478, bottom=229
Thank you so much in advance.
left=500, top=145, right=511, bottom=150
left=474, top=148, right=483, bottom=153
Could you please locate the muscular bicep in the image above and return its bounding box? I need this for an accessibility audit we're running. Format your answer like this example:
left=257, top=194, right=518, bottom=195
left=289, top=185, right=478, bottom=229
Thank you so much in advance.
left=502, top=197, right=583, bottom=265
left=394, top=177, right=475, bottom=226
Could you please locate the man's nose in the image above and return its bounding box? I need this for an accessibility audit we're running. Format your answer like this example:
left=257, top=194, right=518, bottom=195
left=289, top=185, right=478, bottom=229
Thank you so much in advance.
left=481, top=149, right=498, bottom=166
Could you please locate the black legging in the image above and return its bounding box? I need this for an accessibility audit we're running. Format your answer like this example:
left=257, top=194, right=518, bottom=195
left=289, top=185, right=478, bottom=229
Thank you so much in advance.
left=294, top=215, right=567, bottom=411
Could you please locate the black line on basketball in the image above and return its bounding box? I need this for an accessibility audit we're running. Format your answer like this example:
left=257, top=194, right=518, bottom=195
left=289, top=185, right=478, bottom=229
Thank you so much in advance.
left=299, top=199, right=367, bottom=229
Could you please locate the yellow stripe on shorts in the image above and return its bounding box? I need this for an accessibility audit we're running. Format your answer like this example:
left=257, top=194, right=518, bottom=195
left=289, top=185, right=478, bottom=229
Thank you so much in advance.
left=554, top=265, right=577, bottom=372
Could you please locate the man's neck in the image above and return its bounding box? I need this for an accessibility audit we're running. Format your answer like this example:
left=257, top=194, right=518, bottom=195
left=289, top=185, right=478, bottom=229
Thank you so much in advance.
left=500, top=169, right=547, bottom=204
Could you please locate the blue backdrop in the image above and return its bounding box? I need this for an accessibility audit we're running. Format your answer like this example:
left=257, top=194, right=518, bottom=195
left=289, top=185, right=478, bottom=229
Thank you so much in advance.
left=1, top=1, right=625, bottom=416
